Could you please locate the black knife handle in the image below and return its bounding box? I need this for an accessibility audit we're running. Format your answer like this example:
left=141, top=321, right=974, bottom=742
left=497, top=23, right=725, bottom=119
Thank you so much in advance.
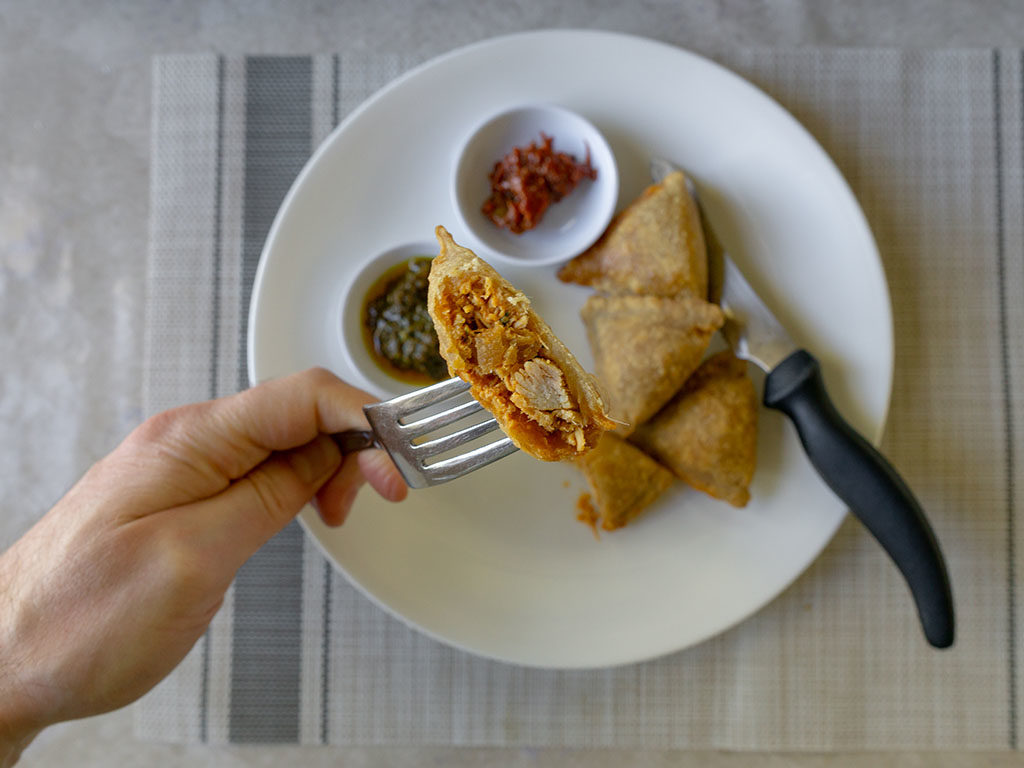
left=763, top=350, right=955, bottom=648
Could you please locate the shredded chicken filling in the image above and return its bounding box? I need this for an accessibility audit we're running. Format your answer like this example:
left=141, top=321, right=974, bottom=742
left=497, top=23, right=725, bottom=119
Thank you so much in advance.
left=450, top=275, right=587, bottom=451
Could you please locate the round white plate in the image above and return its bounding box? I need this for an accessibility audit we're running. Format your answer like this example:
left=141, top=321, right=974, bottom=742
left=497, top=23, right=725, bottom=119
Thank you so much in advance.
left=248, top=30, right=893, bottom=668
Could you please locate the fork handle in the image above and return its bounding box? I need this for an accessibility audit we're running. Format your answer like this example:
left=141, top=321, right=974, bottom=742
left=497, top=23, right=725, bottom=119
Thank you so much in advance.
left=763, top=350, right=955, bottom=649
left=331, top=430, right=380, bottom=453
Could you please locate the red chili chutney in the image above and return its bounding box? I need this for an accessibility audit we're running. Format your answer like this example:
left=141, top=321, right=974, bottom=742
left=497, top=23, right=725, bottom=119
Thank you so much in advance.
left=482, top=133, right=597, bottom=234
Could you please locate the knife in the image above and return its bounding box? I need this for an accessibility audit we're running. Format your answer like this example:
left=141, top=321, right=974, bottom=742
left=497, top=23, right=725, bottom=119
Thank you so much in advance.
left=651, top=159, right=955, bottom=649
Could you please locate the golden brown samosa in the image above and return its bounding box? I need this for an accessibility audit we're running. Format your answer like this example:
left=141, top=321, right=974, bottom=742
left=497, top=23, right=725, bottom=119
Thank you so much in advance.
left=580, top=293, right=724, bottom=432
left=557, top=171, right=707, bottom=298
left=577, top=434, right=675, bottom=531
left=631, top=351, right=758, bottom=507
left=428, top=226, right=614, bottom=462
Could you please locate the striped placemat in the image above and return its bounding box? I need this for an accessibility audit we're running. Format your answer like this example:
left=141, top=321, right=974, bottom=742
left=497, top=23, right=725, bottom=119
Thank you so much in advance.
left=135, top=47, right=1022, bottom=750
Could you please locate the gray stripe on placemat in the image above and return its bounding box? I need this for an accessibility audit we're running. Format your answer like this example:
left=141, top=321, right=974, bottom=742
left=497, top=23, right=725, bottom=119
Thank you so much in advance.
left=197, top=53, right=227, bottom=744
left=1006, top=47, right=1022, bottom=751
left=332, top=53, right=340, bottom=129
left=209, top=53, right=227, bottom=405
left=229, top=55, right=313, bottom=744
left=993, top=48, right=1018, bottom=750
left=1010, top=47, right=1021, bottom=748
left=320, top=51, right=341, bottom=746
left=320, top=560, right=333, bottom=744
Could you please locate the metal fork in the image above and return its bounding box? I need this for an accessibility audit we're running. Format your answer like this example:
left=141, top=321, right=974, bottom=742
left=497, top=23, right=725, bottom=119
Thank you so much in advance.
left=332, top=377, right=518, bottom=489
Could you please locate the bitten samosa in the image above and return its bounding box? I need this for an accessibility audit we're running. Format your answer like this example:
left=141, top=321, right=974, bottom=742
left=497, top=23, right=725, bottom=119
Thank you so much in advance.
left=428, top=226, right=614, bottom=461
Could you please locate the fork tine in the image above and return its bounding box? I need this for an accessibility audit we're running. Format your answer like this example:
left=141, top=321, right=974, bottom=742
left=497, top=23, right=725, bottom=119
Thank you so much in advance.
left=367, top=376, right=470, bottom=417
left=401, top=397, right=485, bottom=438
left=359, top=376, right=521, bottom=489
left=422, top=436, right=518, bottom=484
left=413, top=416, right=504, bottom=459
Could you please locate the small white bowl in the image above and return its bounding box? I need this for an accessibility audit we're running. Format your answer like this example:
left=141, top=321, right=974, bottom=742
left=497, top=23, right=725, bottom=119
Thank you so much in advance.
left=338, top=240, right=440, bottom=399
left=451, top=104, right=618, bottom=267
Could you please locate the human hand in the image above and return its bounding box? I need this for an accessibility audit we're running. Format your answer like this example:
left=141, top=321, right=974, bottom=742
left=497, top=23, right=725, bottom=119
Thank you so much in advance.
left=0, top=368, right=406, bottom=762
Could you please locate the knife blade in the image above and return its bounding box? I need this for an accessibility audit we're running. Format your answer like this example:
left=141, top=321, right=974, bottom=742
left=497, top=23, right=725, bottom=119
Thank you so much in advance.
left=650, top=159, right=955, bottom=649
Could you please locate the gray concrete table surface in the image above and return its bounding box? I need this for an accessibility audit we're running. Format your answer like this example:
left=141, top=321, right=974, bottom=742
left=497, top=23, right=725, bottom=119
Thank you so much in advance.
left=1, top=1, right=1020, bottom=766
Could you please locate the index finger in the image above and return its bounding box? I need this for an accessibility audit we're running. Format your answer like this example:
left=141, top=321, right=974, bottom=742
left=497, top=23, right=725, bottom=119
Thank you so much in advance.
left=115, top=367, right=386, bottom=508
left=213, top=367, right=378, bottom=471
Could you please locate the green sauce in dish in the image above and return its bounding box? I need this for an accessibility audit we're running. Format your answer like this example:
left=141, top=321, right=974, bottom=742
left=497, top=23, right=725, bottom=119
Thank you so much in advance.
left=361, top=256, right=448, bottom=384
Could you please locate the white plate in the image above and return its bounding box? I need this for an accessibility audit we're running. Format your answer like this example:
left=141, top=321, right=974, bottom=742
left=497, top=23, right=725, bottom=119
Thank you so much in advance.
left=248, top=30, right=892, bottom=668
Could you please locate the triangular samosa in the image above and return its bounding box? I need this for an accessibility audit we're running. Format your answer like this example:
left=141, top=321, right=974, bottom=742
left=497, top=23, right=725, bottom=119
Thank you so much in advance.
left=631, top=351, right=758, bottom=507
left=557, top=170, right=707, bottom=298
left=580, top=293, right=724, bottom=432
left=577, top=433, right=675, bottom=531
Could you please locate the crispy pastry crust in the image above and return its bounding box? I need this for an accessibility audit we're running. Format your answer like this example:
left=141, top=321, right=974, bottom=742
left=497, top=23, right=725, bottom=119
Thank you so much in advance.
left=428, top=226, right=614, bottom=461
left=580, top=293, right=724, bottom=433
left=577, top=434, right=675, bottom=530
left=631, top=351, right=758, bottom=507
left=557, top=171, right=707, bottom=298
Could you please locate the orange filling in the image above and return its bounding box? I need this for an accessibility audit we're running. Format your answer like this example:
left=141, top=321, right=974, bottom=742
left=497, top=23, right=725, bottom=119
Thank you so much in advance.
left=440, top=273, right=588, bottom=453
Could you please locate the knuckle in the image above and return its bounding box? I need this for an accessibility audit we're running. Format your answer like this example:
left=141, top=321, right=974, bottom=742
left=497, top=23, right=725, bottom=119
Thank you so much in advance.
left=127, top=404, right=205, bottom=448
left=304, top=366, right=337, bottom=387
left=148, top=527, right=216, bottom=597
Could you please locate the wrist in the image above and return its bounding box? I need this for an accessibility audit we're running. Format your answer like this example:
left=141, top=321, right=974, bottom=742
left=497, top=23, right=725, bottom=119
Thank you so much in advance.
left=0, top=559, right=45, bottom=767
left=0, top=728, right=37, bottom=768
left=0, top=693, right=41, bottom=768
left=0, top=657, right=47, bottom=768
